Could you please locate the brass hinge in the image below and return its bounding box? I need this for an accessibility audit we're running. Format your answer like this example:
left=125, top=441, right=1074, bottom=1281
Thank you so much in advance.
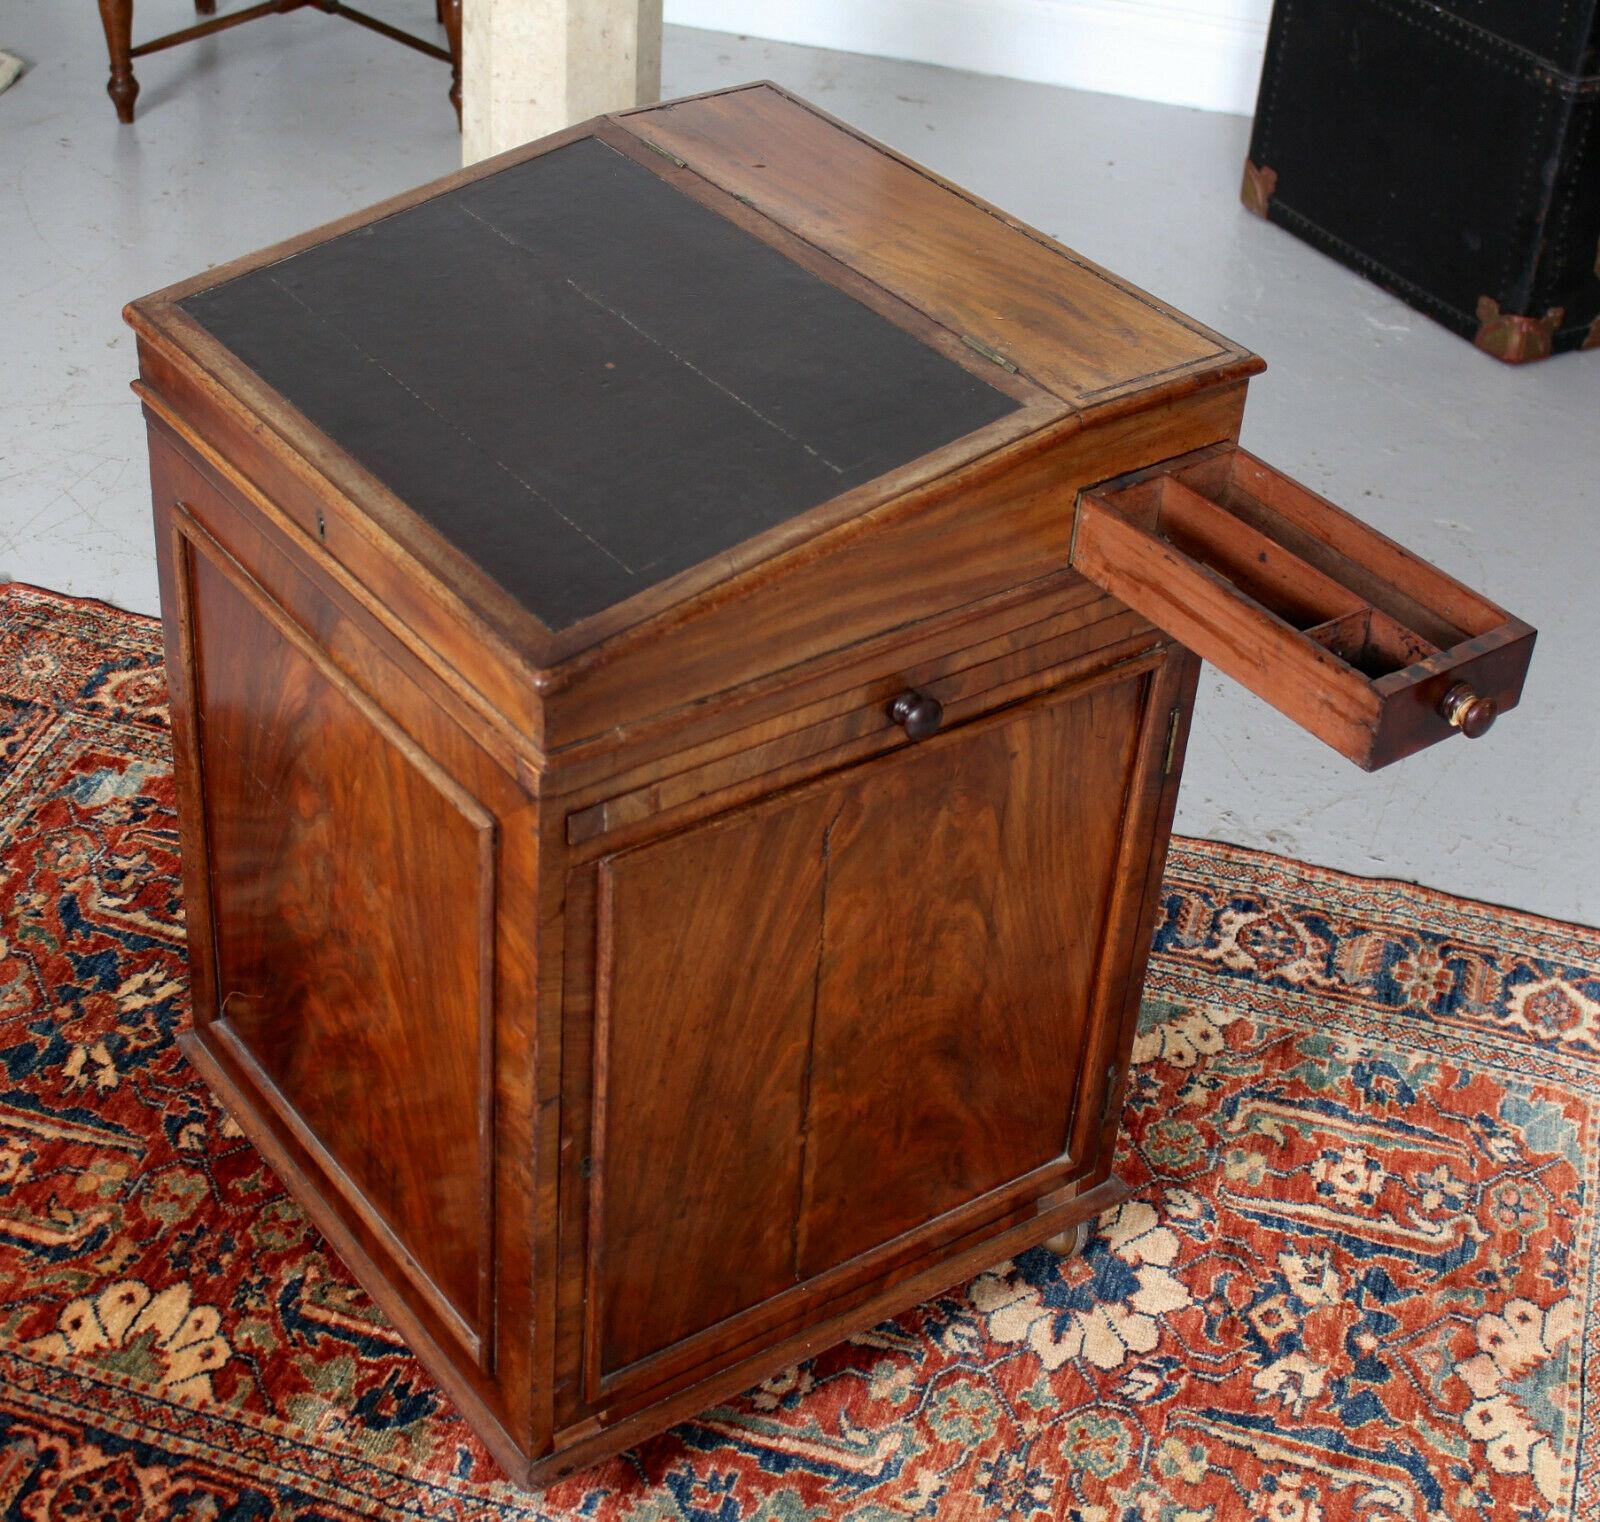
left=960, top=334, right=1019, bottom=373
left=641, top=139, right=687, bottom=168
left=1162, top=705, right=1182, bottom=775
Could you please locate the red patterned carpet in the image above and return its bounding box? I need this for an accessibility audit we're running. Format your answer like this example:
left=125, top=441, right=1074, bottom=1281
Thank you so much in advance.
left=1, top=579, right=1596, bottom=1521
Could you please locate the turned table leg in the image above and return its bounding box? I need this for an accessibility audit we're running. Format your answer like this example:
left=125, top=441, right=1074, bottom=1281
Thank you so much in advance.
left=440, top=0, right=462, bottom=127
left=96, top=0, right=139, bottom=123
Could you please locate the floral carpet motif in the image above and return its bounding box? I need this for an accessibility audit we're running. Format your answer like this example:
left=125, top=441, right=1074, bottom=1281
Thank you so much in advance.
left=1, top=579, right=1596, bottom=1520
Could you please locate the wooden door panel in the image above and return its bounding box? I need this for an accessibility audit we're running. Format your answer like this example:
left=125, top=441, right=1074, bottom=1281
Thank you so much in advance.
left=594, top=791, right=832, bottom=1378
left=592, top=673, right=1149, bottom=1384
left=797, top=679, right=1142, bottom=1276
left=185, top=535, right=495, bottom=1347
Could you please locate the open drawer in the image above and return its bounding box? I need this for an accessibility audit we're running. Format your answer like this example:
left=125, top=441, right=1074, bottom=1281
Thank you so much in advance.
left=1072, top=444, right=1535, bottom=770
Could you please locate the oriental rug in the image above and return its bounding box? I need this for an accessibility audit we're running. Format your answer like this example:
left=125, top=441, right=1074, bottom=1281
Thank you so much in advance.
left=0, top=578, right=1595, bottom=1522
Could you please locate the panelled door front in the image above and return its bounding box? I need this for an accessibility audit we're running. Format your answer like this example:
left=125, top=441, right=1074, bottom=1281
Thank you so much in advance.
left=587, top=666, right=1160, bottom=1393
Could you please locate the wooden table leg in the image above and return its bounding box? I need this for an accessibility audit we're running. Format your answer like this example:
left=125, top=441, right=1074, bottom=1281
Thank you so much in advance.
left=196, top=0, right=217, bottom=14
left=440, top=0, right=462, bottom=128
left=96, top=0, right=139, bottom=123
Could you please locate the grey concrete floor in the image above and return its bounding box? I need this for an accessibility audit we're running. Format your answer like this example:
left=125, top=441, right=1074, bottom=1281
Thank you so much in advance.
left=4, top=3, right=1597, bottom=923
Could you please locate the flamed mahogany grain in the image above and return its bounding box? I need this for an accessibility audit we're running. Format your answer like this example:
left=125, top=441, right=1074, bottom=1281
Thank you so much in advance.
left=183, top=525, right=495, bottom=1352
left=592, top=792, right=831, bottom=1377
left=797, top=678, right=1144, bottom=1278
left=592, top=677, right=1144, bottom=1380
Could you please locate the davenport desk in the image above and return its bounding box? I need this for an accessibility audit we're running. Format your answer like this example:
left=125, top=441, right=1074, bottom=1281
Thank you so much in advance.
left=124, top=83, right=1535, bottom=1483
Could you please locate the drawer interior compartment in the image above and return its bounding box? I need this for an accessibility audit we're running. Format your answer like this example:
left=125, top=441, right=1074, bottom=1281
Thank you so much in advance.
left=1073, top=444, right=1535, bottom=769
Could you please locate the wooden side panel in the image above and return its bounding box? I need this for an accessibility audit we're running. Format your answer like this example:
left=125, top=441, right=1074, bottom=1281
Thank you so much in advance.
left=150, top=425, right=542, bottom=1471
left=180, top=519, right=495, bottom=1355
left=593, top=792, right=832, bottom=1378
left=798, top=678, right=1143, bottom=1276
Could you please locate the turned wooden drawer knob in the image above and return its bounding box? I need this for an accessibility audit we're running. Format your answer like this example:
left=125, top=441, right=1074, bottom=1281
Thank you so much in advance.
left=889, top=690, right=943, bottom=740
left=1439, top=683, right=1497, bottom=738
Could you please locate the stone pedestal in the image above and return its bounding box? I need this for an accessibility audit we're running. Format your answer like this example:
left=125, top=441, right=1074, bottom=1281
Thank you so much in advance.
left=462, top=0, right=662, bottom=164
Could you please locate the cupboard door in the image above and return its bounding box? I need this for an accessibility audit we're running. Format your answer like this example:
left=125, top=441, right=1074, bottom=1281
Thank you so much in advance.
left=590, top=670, right=1152, bottom=1386
left=590, top=789, right=835, bottom=1382
left=795, top=673, right=1141, bottom=1277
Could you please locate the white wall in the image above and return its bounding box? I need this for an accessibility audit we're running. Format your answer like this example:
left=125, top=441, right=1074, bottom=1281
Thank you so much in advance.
left=664, top=0, right=1272, bottom=115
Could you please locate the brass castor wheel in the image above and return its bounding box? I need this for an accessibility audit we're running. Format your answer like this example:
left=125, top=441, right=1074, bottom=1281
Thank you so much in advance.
left=1044, top=1219, right=1091, bottom=1260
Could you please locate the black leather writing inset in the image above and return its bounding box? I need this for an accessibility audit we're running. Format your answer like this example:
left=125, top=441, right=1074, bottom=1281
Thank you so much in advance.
left=183, top=137, right=1021, bottom=630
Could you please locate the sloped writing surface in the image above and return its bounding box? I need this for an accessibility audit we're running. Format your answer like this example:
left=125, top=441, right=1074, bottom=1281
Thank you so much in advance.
left=183, top=137, right=1021, bottom=631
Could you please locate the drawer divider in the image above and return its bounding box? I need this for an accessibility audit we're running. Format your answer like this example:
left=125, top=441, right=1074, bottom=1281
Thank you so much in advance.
left=1072, top=444, right=1535, bottom=770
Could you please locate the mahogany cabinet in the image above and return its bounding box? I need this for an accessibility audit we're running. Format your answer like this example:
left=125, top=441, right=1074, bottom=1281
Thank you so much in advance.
left=124, top=83, right=1534, bottom=1484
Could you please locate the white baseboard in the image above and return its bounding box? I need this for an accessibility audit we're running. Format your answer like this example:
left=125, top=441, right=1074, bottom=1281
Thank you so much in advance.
left=664, top=0, right=1270, bottom=115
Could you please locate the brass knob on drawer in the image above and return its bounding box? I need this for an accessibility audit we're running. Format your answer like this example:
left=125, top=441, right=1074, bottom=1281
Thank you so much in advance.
left=889, top=690, right=944, bottom=740
left=1439, top=682, right=1497, bottom=738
